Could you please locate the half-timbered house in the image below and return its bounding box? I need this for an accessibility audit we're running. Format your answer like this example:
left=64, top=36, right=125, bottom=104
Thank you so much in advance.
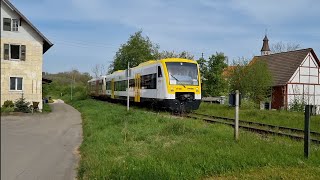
left=252, top=36, right=320, bottom=111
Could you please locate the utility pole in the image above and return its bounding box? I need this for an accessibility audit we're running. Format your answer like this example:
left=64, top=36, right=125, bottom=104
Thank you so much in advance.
left=234, top=90, right=239, bottom=141
left=127, top=61, right=130, bottom=111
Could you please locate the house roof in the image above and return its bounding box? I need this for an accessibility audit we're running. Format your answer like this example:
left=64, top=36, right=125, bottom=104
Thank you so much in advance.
left=252, top=48, right=320, bottom=86
left=222, top=66, right=236, bottom=77
left=2, top=0, right=53, bottom=53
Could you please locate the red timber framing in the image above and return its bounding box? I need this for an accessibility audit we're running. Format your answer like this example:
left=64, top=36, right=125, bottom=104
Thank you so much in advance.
left=284, top=53, right=320, bottom=109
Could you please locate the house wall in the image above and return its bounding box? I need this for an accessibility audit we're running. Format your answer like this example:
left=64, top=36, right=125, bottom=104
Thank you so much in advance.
left=287, top=52, right=320, bottom=109
left=0, top=1, right=44, bottom=109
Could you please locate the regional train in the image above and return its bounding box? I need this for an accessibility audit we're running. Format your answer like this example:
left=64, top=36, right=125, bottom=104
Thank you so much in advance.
left=88, top=58, right=201, bottom=112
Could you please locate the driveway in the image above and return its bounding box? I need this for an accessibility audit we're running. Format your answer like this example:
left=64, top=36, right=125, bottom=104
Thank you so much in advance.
left=1, top=101, right=82, bottom=180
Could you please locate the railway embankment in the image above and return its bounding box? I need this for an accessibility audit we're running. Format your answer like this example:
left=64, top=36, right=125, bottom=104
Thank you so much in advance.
left=67, top=99, right=320, bottom=179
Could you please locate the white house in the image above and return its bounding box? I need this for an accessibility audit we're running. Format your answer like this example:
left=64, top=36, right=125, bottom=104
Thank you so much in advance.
left=1, top=0, right=53, bottom=110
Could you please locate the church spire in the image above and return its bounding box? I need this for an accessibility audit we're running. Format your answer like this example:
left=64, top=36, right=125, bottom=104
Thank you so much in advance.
left=261, top=35, right=271, bottom=55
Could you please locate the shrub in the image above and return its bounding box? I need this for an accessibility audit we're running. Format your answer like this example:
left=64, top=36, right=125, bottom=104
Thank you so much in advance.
left=289, top=97, right=305, bottom=112
left=3, top=100, right=14, bottom=108
left=14, top=96, right=31, bottom=113
left=1, top=106, right=14, bottom=113
left=73, top=86, right=88, bottom=100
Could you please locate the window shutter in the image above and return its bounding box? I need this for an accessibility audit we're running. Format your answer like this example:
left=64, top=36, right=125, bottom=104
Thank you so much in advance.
left=4, top=44, right=9, bottom=60
left=3, top=18, right=11, bottom=31
left=21, top=45, right=26, bottom=60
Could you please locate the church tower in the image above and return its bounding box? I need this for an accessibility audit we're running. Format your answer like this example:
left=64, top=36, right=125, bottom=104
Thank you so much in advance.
left=261, top=35, right=271, bottom=55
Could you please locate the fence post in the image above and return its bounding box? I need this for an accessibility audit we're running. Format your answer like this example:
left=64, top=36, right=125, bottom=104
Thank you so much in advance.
left=235, top=90, right=239, bottom=141
left=304, top=105, right=311, bottom=158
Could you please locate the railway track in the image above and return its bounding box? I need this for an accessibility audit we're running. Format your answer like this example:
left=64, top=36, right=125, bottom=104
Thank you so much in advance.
left=187, top=112, right=320, bottom=144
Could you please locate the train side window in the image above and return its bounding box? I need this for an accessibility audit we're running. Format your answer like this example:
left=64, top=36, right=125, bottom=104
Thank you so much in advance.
left=158, top=66, right=162, bottom=77
left=106, top=81, right=111, bottom=90
left=129, top=79, right=134, bottom=88
left=141, top=73, right=157, bottom=89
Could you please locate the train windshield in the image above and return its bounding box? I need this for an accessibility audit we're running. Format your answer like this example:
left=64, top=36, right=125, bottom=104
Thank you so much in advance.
left=166, top=62, right=199, bottom=85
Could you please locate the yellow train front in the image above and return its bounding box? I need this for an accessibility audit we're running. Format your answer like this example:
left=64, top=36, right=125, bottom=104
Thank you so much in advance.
left=88, top=58, right=202, bottom=112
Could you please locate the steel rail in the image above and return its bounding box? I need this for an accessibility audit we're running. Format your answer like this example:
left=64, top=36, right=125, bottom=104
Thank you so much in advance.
left=187, top=113, right=320, bottom=144
left=192, top=112, right=320, bottom=138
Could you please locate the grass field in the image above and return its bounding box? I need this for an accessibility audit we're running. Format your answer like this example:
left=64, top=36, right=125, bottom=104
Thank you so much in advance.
left=196, top=103, right=320, bottom=133
left=69, top=99, right=320, bottom=179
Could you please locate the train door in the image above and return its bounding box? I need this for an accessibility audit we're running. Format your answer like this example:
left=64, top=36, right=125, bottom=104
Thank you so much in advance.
left=111, top=79, right=115, bottom=99
left=134, top=74, right=141, bottom=102
left=157, top=66, right=163, bottom=99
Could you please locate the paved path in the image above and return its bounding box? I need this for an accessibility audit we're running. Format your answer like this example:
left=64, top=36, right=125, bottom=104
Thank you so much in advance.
left=1, top=102, right=82, bottom=180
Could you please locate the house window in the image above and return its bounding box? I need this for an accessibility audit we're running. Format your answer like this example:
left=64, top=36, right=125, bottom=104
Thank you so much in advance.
left=10, top=77, right=23, bottom=91
left=12, top=19, right=19, bottom=31
left=3, top=44, right=26, bottom=60
left=2, top=18, right=19, bottom=31
left=11, top=45, right=20, bottom=59
left=3, top=18, right=11, bottom=31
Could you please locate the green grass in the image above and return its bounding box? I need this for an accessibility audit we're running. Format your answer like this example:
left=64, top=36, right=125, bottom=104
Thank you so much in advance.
left=196, top=103, right=320, bottom=133
left=42, top=103, right=52, bottom=113
left=69, top=99, right=320, bottom=179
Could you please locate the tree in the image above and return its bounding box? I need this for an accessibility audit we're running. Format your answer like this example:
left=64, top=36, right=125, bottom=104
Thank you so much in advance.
left=203, top=52, right=228, bottom=96
left=196, top=56, right=208, bottom=95
left=196, top=56, right=208, bottom=79
left=271, top=41, right=301, bottom=53
left=92, top=64, right=106, bottom=78
left=228, top=58, right=273, bottom=104
left=158, top=50, right=194, bottom=60
left=110, top=30, right=159, bottom=72
left=228, top=57, right=249, bottom=93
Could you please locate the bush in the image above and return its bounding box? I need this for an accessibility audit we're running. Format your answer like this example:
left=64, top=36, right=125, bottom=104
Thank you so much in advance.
left=14, top=96, right=31, bottom=113
left=3, top=100, right=14, bottom=108
left=289, top=98, right=305, bottom=112
left=1, top=106, right=14, bottom=113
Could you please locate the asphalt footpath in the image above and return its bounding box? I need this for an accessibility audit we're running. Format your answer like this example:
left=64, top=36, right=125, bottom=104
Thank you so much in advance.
left=1, top=100, right=82, bottom=180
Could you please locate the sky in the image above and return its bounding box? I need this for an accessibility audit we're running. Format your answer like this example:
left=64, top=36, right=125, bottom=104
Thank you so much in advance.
left=10, top=0, right=320, bottom=74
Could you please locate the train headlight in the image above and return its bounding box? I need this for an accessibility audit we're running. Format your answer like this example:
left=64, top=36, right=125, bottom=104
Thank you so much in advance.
left=196, top=88, right=199, bottom=92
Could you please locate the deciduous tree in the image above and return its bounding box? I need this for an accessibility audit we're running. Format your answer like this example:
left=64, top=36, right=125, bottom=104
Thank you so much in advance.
left=271, top=41, right=301, bottom=53
left=203, top=52, right=228, bottom=96
left=158, top=50, right=194, bottom=60
left=110, top=30, right=159, bottom=72
left=228, top=58, right=273, bottom=104
left=92, top=64, right=106, bottom=78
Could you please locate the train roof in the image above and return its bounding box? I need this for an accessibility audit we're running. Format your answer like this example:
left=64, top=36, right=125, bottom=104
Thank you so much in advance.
left=109, top=58, right=197, bottom=74
left=87, top=76, right=107, bottom=82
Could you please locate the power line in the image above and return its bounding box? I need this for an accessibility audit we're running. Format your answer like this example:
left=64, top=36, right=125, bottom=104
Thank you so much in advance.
left=54, top=40, right=118, bottom=49
left=48, top=34, right=120, bottom=47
